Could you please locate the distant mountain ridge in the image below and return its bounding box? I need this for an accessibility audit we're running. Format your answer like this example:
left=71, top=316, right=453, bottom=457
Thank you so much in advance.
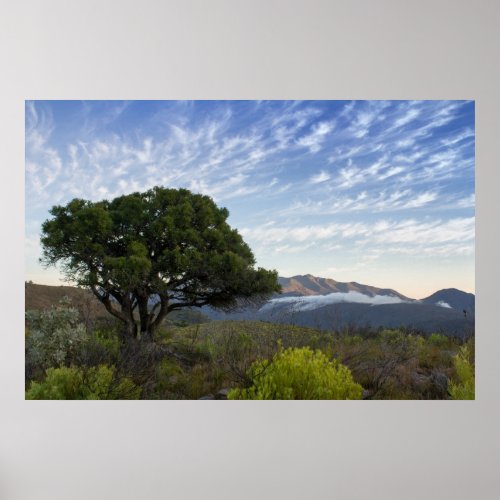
left=26, top=277, right=475, bottom=336
left=421, top=288, right=475, bottom=313
left=255, top=274, right=475, bottom=335
left=279, top=274, right=411, bottom=300
left=279, top=275, right=475, bottom=309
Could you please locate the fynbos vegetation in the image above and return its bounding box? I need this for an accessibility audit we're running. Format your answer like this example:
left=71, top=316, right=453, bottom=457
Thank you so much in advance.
left=25, top=187, right=474, bottom=400
left=25, top=296, right=474, bottom=400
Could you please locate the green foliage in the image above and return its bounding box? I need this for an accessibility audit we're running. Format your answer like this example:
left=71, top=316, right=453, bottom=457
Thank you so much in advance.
left=40, top=187, right=281, bottom=338
left=151, top=358, right=220, bottom=400
left=24, top=293, right=471, bottom=400
left=427, top=333, right=451, bottom=348
left=151, top=358, right=185, bottom=399
left=25, top=365, right=141, bottom=400
left=331, top=329, right=426, bottom=399
left=73, top=323, right=122, bottom=369
left=339, top=334, right=363, bottom=346
left=449, top=345, right=475, bottom=400
left=92, top=324, right=121, bottom=357
left=378, top=329, right=422, bottom=348
left=228, top=347, right=363, bottom=400
left=417, top=333, right=455, bottom=371
left=169, top=322, right=463, bottom=400
left=25, top=300, right=88, bottom=370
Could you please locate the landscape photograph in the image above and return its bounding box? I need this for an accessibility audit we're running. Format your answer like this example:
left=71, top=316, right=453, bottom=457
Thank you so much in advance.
left=25, top=99, right=475, bottom=400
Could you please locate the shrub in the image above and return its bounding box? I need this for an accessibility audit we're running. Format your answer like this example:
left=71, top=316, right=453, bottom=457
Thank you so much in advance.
left=25, top=300, right=88, bottom=372
left=204, top=330, right=257, bottom=384
left=449, top=345, right=475, bottom=400
left=77, top=323, right=120, bottom=364
left=93, top=324, right=121, bottom=356
left=26, top=365, right=141, bottom=400
left=346, top=329, right=419, bottom=398
left=427, top=333, right=450, bottom=348
left=228, top=347, right=363, bottom=400
left=150, top=358, right=186, bottom=399
left=416, top=334, right=454, bottom=372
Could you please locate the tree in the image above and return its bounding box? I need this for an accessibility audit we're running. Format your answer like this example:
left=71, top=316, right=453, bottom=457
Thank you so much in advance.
left=41, top=187, right=281, bottom=341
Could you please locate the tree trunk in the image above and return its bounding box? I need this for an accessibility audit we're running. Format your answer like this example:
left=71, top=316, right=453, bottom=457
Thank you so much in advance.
left=137, top=295, right=151, bottom=341
left=148, top=294, right=169, bottom=338
left=91, top=285, right=138, bottom=340
left=123, top=319, right=138, bottom=340
left=120, top=294, right=139, bottom=340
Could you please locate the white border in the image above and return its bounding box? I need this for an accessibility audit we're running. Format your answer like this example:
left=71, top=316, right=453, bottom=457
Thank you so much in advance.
left=1, top=1, right=499, bottom=499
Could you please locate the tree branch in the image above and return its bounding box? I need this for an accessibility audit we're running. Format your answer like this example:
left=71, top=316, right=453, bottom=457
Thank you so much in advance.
left=150, top=294, right=170, bottom=331
left=167, top=299, right=210, bottom=312
left=90, top=285, right=129, bottom=324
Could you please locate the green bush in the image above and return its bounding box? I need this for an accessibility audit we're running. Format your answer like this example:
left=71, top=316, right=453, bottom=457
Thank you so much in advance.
left=416, top=334, right=454, bottom=372
left=25, top=365, right=141, bottom=400
left=25, top=300, right=88, bottom=370
left=449, top=345, right=475, bottom=400
left=228, top=347, right=363, bottom=400
left=427, top=333, right=450, bottom=348
left=92, top=324, right=121, bottom=357
left=150, top=358, right=186, bottom=399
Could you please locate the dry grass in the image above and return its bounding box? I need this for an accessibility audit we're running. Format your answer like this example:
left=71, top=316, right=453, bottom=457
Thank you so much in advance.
left=25, top=282, right=109, bottom=320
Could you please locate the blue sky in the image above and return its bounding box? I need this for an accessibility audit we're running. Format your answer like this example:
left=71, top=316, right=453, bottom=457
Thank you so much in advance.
left=25, top=100, right=475, bottom=298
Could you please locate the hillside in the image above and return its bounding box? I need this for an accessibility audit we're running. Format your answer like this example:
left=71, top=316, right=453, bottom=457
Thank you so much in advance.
left=25, top=282, right=108, bottom=319
left=26, top=279, right=475, bottom=336
left=207, top=275, right=475, bottom=336
left=421, top=288, right=475, bottom=313
left=279, top=274, right=410, bottom=299
left=25, top=282, right=210, bottom=326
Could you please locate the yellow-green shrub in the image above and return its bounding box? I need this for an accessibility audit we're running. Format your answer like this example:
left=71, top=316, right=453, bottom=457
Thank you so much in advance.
left=449, top=345, right=475, bottom=400
left=25, top=365, right=141, bottom=400
left=228, top=347, right=363, bottom=400
left=427, top=333, right=450, bottom=348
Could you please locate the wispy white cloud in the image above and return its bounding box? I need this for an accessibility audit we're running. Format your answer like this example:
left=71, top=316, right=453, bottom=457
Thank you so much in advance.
left=80, top=100, right=132, bottom=136
left=337, top=163, right=365, bottom=189
left=367, top=217, right=474, bottom=246
left=347, top=101, right=391, bottom=138
left=309, top=170, right=331, bottom=184
left=297, top=120, right=335, bottom=153
left=26, top=103, right=301, bottom=205
left=457, top=193, right=475, bottom=208
left=378, top=166, right=405, bottom=180
left=403, top=191, right=438, bottom=208
left=441, top=127, right=475, bottom=147
left=392, top=107, right=421, bottom=129
left=26, top=100, right=474, bottom=293
left=243, top=216, right=475, bottom=260
left=25, top=102, right=63, bottom=196
left=279, top=188, right=440, bottom=216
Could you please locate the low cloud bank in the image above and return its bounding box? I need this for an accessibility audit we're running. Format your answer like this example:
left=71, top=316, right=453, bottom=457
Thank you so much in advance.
left=261, top=291, right=409, bottom=312
left=435, top=301, right=452, bottom=309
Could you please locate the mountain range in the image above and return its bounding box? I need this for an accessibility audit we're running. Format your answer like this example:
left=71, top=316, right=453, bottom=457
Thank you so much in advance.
left=25, top=275, right=475, bottom=337
left=206, top=274, right=475, bottom=336
left=278, top=274, right=409, bottom=299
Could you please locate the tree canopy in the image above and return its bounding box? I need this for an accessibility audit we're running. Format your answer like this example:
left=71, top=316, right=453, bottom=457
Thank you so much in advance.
left=40, top=187, right=281, bottom=340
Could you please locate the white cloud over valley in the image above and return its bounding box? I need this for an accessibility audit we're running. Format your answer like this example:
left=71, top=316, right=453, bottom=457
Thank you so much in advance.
left=261, top=291, right=409, bottom=312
